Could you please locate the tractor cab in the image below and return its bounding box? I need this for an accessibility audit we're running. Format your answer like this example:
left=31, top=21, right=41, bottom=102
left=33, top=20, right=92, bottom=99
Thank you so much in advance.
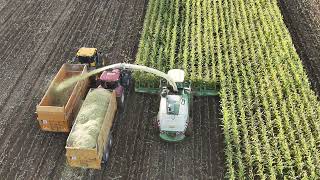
left=74, top=47, right=102, bottom=68
left=100, top=69, right=123, bottom=96
left=99, top=69, right=131, bottom=107
left=157, top=69, right=191, bottom=142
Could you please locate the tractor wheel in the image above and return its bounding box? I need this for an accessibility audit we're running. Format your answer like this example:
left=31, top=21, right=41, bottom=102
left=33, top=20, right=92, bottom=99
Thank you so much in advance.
left=185, top=117, right=193, bottom=137
left=120, top=71, right=131, bottom=88
left=67, top=57, right=77, bottom=64
left=117, top=93, right=125, bottom=109
left=123, top=78, right=130, bottom=88
left=96, top=52, right=103, bottom=67
left=102, top=54, right=108, bottom=66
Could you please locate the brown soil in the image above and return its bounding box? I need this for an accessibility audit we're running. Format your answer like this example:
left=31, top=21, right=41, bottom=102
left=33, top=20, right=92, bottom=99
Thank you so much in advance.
left=278, top=0, right=320, bottom=97
left=0, top=0, right=225, bottom=179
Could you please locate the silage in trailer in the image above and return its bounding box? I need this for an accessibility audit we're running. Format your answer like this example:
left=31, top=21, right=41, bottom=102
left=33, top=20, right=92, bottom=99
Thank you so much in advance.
left=67, top=88, right=111, bottom=149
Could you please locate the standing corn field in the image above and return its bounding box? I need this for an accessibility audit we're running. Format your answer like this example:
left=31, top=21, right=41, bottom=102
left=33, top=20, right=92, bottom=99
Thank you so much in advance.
left=135, top=0, right=320, bottom=179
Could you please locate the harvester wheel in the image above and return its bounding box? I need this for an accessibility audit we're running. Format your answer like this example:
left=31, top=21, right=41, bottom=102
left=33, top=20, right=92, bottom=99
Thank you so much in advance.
left=102, top=54, right=108, bottom=66
left=153, top=116, right=160, bottom=132
left=185, top=117, right=193, bottom=137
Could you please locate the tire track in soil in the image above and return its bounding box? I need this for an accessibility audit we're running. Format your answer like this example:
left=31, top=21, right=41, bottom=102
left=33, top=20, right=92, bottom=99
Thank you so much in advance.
left=139, top=96, right=159, bottom=179
left=200, top=97, right=209, bottom=177
left=96, top=0, right=122, bottom=53
left=102, top=0, right=127, bottom=64
left=0, top=0, right=29, bottom=32
left=0, top=0, right=10, bottom=13
left=93, top=1, right=117, bottom=53
left=127, top=94, right=149, bottom=179
left=165, top=142, right=175, bottom=180
left=78, top=0, right=110, bottom=48
left=145, top=122, right=161, bottom=180
left=210, top=97, right=225, bottom=179
left=0, top=0, right=25, bottom=26
left=192, top=97, right=201, bottom=178
left=105, top=86, right=136, bottom=179
left=107, top=0, right=144, bottom=64
left=156, top=135, right=166, bottom=180
left=0, top=0, right=43, bottom=61
left=145, top=101, right=159, bottom=179
left=205, top=97, right=213, bottom=177
left=182, top=114, right=194, bottom=179
left=131, top=95, right=158, bottom=179
left=32, top=134, right=68, bottom=179
left=69, top=0, right=101, bottom=48
left=0, top=0, right=52, bottom=110
left=173, top=135, right=183, bottom=178
left=122, top=92, right=145, bottom=179
left=103, top=86, right=137, bottom=179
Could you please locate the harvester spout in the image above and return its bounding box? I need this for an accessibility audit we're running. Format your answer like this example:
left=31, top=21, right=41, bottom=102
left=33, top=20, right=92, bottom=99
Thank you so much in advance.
left=55, top=63, right=178, bottom=92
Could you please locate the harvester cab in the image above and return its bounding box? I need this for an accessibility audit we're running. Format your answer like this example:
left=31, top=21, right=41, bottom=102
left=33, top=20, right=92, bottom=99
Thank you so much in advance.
left=156, top=69, right=191, bottom=142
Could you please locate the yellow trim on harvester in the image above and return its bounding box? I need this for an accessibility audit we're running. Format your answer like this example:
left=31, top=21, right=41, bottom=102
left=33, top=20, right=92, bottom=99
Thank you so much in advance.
left=76, top=47, right=97, bottom=57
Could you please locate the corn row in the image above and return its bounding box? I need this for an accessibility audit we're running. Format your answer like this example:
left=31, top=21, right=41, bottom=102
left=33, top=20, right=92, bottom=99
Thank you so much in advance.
left=135, top=0, right=320, bottom=178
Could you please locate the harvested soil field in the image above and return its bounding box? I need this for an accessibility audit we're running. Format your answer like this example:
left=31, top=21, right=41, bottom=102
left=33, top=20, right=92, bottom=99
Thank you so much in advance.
left=278, top=0, right=320, bottom=97
left=0, top=0, right=225, bottom=179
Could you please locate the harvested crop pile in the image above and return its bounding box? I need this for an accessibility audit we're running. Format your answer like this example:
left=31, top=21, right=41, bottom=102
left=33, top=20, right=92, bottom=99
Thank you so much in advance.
left=136, top=0, right=320, bottom=179
left=67, top=88, right=111, bottom=148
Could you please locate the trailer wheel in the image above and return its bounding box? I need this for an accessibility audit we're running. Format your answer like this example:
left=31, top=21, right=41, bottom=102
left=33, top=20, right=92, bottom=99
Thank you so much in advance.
left=117, top=93, right=124, bottom=106
left=103, top=135, right=113, bottom=162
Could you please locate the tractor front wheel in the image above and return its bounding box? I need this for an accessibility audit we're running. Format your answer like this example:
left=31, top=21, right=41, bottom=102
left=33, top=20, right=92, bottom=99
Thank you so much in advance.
left=185, top=117, right=193, bottom=137
left=153, top=116, right=160, bottom=132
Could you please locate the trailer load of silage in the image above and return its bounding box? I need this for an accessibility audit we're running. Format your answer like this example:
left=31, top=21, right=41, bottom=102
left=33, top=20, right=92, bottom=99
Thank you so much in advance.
left=67, top=88, right=111, bottom=148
